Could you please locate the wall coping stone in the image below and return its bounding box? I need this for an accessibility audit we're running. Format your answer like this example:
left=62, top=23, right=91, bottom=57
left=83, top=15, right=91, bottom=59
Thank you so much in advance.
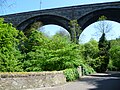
left=0, top=71, right=63, bottom=78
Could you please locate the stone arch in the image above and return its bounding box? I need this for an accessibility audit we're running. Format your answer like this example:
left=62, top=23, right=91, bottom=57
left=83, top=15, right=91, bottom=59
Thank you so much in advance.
left=78, top=8, right=120, bottom=31
left=17, top=14, right=70, bottom=34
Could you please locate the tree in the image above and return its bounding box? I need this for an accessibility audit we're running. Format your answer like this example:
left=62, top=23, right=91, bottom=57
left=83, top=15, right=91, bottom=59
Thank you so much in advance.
left=55, top=28, right=70, bottom=41
left=98, top=33, right=110, bottom=72
left=109, top=46, right=120, bottom=70
left=96, top=16, right=111, bottom=72
left=94, top=15, right=112, bottom=34
left=22, top=30, right=85, bottom=71
left=22, top=30, right=49, bottom=71
left=25, top=21, right=43, bottom=36
left=0, top=18, right=23, bottom=72
left=0, top=0, right=7, bottom=8
left=23, top=30, right=48, bottom=53
left=82, top=39, right=99, bottom=59
left=56, top=28, right=69, bottom=36
left=69, top=20, right=82, bottom=44
left=108, top=38, right=120, bottom=70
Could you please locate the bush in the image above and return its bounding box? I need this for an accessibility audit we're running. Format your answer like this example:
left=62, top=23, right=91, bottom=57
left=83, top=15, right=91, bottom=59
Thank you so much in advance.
left=63, top=68, right=79, bottom=81
left=82, top=39, right=99, bottom=60
left=0, top=18, right=23, bottom=72
left=107, top=60, right=117, bottom=71
left=109, top=46, right=120, bottom=70
left=0, top=18, right=96, bottom=73
left=23, top=32, right=85, bottom=71
left=81, top=64, right=95, bottom=75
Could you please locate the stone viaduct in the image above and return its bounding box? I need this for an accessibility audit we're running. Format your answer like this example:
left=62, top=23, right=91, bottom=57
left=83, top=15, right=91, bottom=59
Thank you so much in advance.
left=1, top=1, right=120, bottom=41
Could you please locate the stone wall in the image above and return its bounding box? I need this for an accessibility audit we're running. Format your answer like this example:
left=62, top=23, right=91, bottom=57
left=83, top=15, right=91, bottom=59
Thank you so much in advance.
left=0, top=71, right=66, bottom=90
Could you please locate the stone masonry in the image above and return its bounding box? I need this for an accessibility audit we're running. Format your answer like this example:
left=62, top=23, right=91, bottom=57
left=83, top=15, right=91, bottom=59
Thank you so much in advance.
left=0, top=71, right=66, bottom=90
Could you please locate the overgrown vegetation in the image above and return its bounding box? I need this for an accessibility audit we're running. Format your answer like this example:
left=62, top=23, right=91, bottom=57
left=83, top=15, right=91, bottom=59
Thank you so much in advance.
left=0, top=18, right=23, bottom=72
left=69, top=20, right=82, bottom=44
left=0, top=18, right=94, bottom=74
left=63, top=68, right=79, bottom=81
left=97, top=33, right=110, bottom=72
left=0, top=17, right=120, bottom=81
left=93, top=16, right=111, bottom=73
left=108, top=38, right=120, bottom=71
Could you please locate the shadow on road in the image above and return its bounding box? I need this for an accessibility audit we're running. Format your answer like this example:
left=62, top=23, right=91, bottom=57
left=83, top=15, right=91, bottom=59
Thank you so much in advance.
left=89, top=79, right=120, bottom=90
left=81, top=72, right=120, bottom=90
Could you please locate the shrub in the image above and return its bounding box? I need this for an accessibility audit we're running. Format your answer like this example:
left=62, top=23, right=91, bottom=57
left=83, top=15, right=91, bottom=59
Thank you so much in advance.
left=81, top=64, right=95, bottom=75
left=107, top=60, right=117, bottom=71
left=63, top=68, right=79, bottom=81
left=23, top=32, right=85, bottom=71
left=82, top=39, right=99, bottom=60
left=109, top=46, right=120, bottom=70
left=0, top=18, right=23, bottom=72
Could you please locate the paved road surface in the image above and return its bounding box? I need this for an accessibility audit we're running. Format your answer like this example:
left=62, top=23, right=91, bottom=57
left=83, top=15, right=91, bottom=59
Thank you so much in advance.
left=27, top=71, right=120, bottom=90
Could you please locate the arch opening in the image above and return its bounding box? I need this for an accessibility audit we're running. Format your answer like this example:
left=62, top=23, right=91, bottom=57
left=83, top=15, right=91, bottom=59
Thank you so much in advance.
left=79, top=20, right=120, bottom=43
left=78, top=8, right=120, bottom=30
left=39, top=24, right=70, bottom=38
left=17, top=15, right=70, bottom=35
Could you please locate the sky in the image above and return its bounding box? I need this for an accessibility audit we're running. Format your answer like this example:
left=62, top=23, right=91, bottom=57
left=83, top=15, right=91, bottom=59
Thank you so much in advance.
left=1, top=0, right=120, bottom=14
left=1, top=0, right=120, bottom=43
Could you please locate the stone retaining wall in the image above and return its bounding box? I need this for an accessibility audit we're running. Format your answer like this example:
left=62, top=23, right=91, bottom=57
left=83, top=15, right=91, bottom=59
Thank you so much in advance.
left=0, top=71, right=66, bottom=90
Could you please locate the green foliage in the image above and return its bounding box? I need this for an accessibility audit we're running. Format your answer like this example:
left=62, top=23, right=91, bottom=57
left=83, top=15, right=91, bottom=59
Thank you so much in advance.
left=23, top=31, right=85, bottom=71
left=69, top=20, right=82, bottom=44
left=55, top=30, right=70, bottom=41
left=25, top=21, right=43, bottom=36
left=109, top=46, right=120, bottom=70
left=0, top=18, right=96, bottom=76
left=98, top=33, right=110, bottom=52
left=42, top=45, right=83, bottom=71
left=89, top=56, right=107, bottom=72
left=79, top=39, right=99, bottom=72
left=63, top=66, right=95, bottom=82
left=82, top=64, right=95, bottom=75
left=96, top=15, right=111, bottom=72
left=110, top=38, right=120, bottom=47
left=108, top=38, right=120, bottom=70
left=82, top=39, right=99, bottom=59
left=63, top=68, right=79, bottom=81
left=98, top=33, right=110, bottom=72
left=98, top=15, right=107, bottom=21
left=24, top=30, right=49, bottom=53
left=107, top=59, right=117, bottom=71
left=0, top=18, right=23, bottom=72
left=22, top=30, right=49, bottom=71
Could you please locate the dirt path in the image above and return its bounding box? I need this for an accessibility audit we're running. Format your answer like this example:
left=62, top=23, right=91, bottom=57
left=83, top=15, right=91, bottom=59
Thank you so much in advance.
left=27, top=71, right=120, bottom=90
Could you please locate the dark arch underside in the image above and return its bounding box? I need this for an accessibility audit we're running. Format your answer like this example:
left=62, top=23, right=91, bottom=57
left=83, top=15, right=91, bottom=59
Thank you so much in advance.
left=78, top=8, right=120, bottom=30
left=17, top=14, right=70, bottom=34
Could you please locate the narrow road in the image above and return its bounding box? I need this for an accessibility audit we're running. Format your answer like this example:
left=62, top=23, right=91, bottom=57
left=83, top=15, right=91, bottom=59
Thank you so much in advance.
left=28, top=71, right=120, bottom=90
